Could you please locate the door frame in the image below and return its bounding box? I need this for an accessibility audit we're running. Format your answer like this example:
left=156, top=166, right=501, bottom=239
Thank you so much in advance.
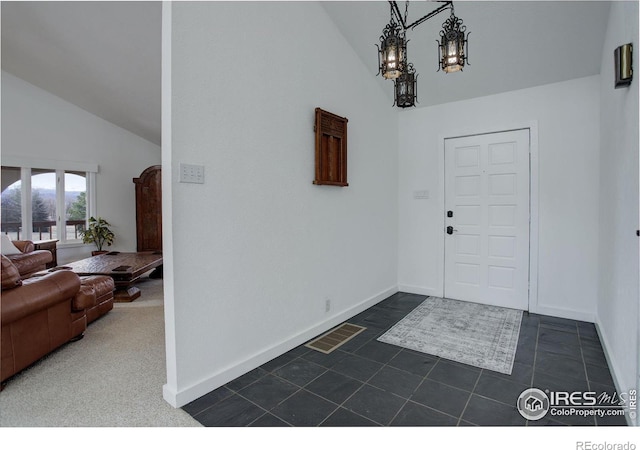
left=437, top=121, right=539, bottom=312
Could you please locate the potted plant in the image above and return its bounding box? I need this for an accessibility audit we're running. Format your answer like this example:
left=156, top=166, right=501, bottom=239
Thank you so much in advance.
left=80, top=216, right=115, bottom=255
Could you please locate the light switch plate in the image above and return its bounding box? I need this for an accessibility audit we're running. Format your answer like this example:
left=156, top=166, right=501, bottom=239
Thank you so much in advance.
left=180, top=163, right=204, bottom=184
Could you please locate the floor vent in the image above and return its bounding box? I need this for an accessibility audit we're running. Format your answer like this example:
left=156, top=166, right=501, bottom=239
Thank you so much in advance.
left=305, top=323, right=366, bottom=354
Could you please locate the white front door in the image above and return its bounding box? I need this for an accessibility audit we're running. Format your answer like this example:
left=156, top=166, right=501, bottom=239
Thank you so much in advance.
left=444, top=129, right=530, bottom=310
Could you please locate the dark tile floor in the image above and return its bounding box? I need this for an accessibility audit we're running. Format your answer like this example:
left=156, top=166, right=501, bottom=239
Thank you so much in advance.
left=182, top=292, right=628, bottom=427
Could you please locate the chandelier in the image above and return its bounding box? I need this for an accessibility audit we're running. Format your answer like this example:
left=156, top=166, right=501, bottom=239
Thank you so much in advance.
left=394, top=63, right=417, bottom=108
left=377, top=13, right=406, bottom=80
left=377, top=1, right=470, bottom=108
left=438, top=4, right=469, bottom=73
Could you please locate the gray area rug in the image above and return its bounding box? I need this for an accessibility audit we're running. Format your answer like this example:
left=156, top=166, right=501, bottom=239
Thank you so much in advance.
left=378, top=297, right=523, bottom=375
left=0, top=275, right=200, bottom=427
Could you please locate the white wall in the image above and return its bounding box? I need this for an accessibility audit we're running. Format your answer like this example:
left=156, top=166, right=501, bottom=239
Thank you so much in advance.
left=597, top=0, right=639, bottom=425
left=1, top=71, right=161, bottom=262
left=164, top=2, right=398, bottom=406
left=398, top=75, right=601, bottom=321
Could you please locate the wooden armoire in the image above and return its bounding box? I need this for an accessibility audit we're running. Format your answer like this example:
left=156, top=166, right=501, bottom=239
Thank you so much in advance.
left=133, top=165, right=162, bottom=252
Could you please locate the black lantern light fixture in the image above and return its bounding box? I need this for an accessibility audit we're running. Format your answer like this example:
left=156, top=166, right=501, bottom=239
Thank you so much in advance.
left=377, top=5, right=406, bottom=80
left=376, top=1, right=470, bottom=108
left=394, top=62, right=418, bottom=108
left=438, top=5, right=469, bottom=73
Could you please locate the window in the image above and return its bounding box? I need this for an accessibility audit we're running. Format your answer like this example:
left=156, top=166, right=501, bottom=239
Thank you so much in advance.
left=31, top=169, right=58, bottom=240
left=1, top=161, right=97, bottom=245
left=65, top=171, right=88, bottom=240
left=1, top=167, right=22, bottom=239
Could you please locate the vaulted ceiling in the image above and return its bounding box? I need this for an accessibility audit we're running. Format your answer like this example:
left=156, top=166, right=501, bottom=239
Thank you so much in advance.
left=1, top=1, right=612, bottom=147
left=1, top=1, right=161, bottom=145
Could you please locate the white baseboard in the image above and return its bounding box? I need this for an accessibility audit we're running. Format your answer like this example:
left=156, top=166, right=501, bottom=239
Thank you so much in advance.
left=398, top=287, right=597, bottom=324
left=397, top=284, right=441, bottom=297
left=163, top=285, right=398, bottom=408
left=526, top=304, right=595, bottom=323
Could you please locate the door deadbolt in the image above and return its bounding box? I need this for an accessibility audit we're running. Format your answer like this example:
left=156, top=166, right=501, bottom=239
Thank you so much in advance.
left=447, top=210, right=453, bottom=218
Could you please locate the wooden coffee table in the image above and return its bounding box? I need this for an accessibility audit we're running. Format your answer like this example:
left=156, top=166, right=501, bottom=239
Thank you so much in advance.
left=57, top=251, right=163, bottom=302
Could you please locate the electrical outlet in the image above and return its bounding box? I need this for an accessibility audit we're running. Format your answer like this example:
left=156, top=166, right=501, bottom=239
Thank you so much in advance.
left=325, top=298, right=331, bottom=313
left=413, top=190, right=429, bottom=199
left=179, top=163, right=205, bottom=184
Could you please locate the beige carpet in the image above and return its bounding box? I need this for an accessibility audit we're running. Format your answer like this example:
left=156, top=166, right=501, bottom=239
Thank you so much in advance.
left=0, top=275, right=201, bottom=427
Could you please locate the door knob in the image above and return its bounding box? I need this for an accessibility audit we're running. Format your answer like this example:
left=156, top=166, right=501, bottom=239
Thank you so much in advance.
left=447, top=226, right=456, bottom=235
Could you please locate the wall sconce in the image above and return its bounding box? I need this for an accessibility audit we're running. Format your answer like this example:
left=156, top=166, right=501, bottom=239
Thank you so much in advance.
left=614, top=43, right=633, bottom=88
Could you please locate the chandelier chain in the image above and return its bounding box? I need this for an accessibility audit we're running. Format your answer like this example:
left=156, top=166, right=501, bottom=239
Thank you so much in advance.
left=404, top=1, right=409, bottom=25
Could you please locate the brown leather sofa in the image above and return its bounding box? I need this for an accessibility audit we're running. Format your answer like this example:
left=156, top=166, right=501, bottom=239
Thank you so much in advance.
left=5, top=240, right=53, bottom=279
left=0, top=255, right=114, bottom=386
left=79, top=275, right=115, bottom=324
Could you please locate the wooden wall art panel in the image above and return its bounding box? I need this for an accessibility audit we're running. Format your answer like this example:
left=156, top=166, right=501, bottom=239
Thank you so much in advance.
left=314, top=108, right=348, bottom=187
